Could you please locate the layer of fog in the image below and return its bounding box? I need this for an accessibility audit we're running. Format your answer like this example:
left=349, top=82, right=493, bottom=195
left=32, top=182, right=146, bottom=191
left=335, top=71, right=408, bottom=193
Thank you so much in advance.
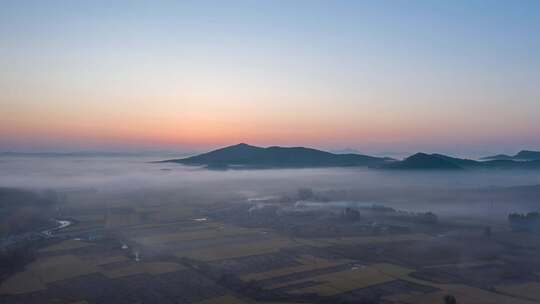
left=1, top=155, right=540, bottom=219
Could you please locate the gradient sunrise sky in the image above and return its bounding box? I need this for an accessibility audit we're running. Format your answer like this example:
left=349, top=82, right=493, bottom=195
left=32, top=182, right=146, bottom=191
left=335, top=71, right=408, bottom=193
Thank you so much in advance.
left=1, top=0, right=539, bottom=156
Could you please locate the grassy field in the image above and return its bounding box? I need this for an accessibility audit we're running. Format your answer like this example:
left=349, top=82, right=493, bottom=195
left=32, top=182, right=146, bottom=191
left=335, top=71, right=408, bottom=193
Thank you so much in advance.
left=147, top=205, right=196, bottom=222
left=0, top=255, right=185, bottom=294
left=39, top=239, right=93, bottom=252
left=33, top=255, right=100, bottom=283
left=0, top=271, right=46, bottom=294
left=69, top=214, right=105, bottom=222
left=89, top=255, right=129, bottom=266
left=402, top=285, right=538, bottom=304
left=269, top=263, right=413, bottom=296
left=240, top=255, right=350, bottom=282
left=0, top=254, right=101, bottom=294
left=268, top=259, right=539, bottom=303
left=0, top=239, right=185, bottom=295
left=62, top=220, right=105, bottom=233
left=295, top=233, right=432, bottom=247
left=133, top=224, right=257, bottom=246
left=176, top=238, right=297, bottom=261
left=376, top=265, right=540, bottom=304
left=101, top=261, right=185, bottom=278
left=105, top=212, right=141, bottom=228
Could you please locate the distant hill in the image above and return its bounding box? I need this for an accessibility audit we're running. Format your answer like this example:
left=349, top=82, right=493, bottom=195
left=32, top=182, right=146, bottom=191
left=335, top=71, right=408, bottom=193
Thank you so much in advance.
left=430, top=153, right=480, bottom=168
left=514, top=150, right=540, bottom=160
left=480, top=159, right=540, bottom=169
left=382, top=152, right=540, bottom=170
left=480, top=154, right=514, bottom=161
left=481, top=150, right=540, bottom=161
left=380, top=153, right=463, bottom=170
left=161, top=143, right=392, bottom=168
left=159, top=144, right=540, bottom=170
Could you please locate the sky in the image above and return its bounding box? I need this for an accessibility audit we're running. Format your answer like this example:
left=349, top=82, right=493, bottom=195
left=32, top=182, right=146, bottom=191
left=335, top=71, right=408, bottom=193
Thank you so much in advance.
left=1, top=0, right=539, bottom=157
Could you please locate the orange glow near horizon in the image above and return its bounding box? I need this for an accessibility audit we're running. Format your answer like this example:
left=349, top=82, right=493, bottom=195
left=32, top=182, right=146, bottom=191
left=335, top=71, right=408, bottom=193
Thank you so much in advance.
left=2, top=1, right=540, bottom=155
left=3, top=101, right=539, bottom=154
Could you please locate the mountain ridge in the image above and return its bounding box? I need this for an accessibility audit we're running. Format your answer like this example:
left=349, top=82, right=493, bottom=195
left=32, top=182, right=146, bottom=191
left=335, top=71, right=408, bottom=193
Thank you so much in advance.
left=381, top=153, right=540, bottom=170
left=160, top=144, right=540, bottom=170
left=481, top=150, right=540, bottom=161
left=161, top=143, right=392, bottom=168
left=379, top=153, right=463, bottom=170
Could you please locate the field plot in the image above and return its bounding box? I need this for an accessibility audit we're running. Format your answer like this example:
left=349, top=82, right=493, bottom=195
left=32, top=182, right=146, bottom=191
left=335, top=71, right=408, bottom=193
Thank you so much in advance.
left=33, top=255, right=100, bottom=283
left=401, top=284, right=538, bottom=304
left=410, top=261, right=522, bottom=287
left=315, top=278, right=438, bottom=304
left=0, top=238, right=184, bottom=297
left=1, top=268, right=231, bottom=304
left=101, top=261, right=185, bottom=278
left=176, top=237, right=297, bottom=261
left=268, top=263, right=413, bottom=296
left=207, top=251, right=301, bottom=275
left=39, top=239, right=93, bottom=253
left=0, top=254, right=100, bottom=294
left=62, top=220, right=105, bottom=233
left=86, top=255, right=129, bottom=266
left=0, top=271, right=46, bottom=294
left=70, top=214, right=105, bottom=222
left=240, top=255, right=351, bottom=282
left=147, top=205, right=196, bottom=222
left=133, top=224, right=257, bottom=246
left=62, top=203, right=199, bottom=233
left=121, top=220, right=223, bottom=238
left=106, top=213, right=142, bottom=228
left=295, top=233, right=432, bottom=247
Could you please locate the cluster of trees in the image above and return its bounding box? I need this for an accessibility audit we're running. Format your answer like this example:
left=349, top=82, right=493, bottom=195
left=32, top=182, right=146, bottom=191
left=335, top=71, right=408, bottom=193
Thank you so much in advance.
left=296, top=187, right=331, bottom=202
left=341, top=207, right=361, bottom=221
left=368, top=204, right=438, bottom=224
left=414, top=211, right=439, bottom=224
left=370, top=204, right=396, bottom=213
left=444, top=294, right=457, bottom=304
left=370, top=204, right=438, bottom=225
left=508, top=212, right=540, bottom=232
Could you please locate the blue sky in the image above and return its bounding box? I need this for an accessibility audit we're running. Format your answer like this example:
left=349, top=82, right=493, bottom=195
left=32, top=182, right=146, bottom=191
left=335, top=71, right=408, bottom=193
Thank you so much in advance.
left=1, top=0, right=539, bottom=156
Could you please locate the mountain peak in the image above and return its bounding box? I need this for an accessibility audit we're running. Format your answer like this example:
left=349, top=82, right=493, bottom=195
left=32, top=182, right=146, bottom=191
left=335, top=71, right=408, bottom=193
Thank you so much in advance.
left=220, top=143, right=259, bottom=150
left=161, top=144, right=390, bottom=168
left=407, top=152, right=430, bottom=159
left=381, top=152, right=463, bottom=170
left=515, top=150, right=540, bottom=160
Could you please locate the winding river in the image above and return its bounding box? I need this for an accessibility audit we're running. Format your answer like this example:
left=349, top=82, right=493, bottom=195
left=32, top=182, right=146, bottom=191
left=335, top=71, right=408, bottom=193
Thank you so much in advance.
left=41, top=219, right=73, bottom=237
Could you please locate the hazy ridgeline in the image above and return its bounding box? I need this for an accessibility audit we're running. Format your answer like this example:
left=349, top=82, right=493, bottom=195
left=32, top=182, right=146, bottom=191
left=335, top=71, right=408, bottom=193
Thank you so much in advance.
left=1, top=154, right=539, bottom=219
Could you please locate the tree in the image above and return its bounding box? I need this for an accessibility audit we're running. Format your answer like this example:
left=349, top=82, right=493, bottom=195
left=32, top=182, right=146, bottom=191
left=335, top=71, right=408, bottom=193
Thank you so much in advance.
left=342, top=207, right=361, bottom=221
left=443, top=294, right=457, bottom=304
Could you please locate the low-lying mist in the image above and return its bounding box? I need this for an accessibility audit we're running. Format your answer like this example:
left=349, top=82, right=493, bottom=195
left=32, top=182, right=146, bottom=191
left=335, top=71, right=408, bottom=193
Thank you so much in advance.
left=1, top=155, right=540, bottom=219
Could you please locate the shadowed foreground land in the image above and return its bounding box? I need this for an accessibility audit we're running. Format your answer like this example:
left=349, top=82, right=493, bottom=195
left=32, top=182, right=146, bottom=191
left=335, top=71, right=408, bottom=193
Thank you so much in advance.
left=2, top=183, right=540, bottom=304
